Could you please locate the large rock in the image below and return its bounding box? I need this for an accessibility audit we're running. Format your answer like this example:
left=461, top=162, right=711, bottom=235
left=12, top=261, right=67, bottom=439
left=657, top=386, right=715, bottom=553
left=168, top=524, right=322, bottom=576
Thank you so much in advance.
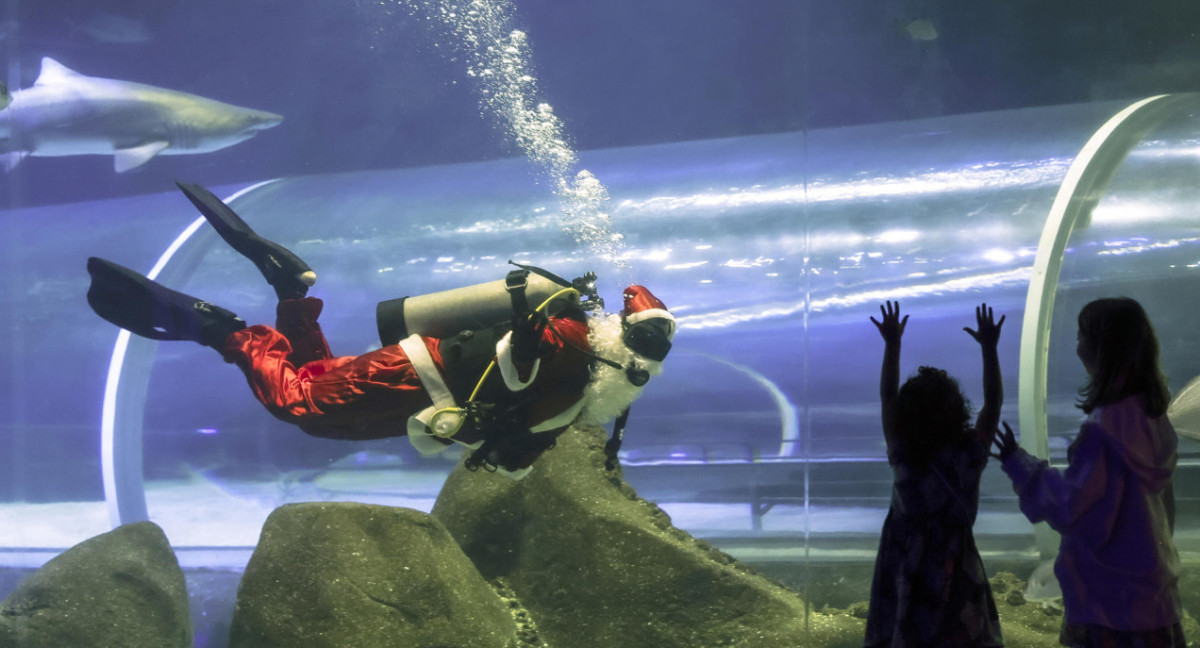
left=983, top=571, right=1200, bottom=647
left=0, top=521, right=191, bottom=648
left=432, top=425, right=863, bottom=648
left=228, top=502, right=520, bottom=648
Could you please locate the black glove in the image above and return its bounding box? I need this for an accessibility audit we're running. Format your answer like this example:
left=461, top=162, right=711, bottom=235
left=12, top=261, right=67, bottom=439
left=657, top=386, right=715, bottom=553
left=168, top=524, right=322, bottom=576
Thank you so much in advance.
left=511, top=313, right=547, bottom=365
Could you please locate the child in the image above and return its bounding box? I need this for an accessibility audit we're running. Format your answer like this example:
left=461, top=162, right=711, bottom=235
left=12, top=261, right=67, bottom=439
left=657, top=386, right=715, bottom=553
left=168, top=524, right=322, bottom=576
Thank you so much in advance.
left=993, top=297, right=1184, bottom=647
left=865, top=301, right=1005, bottom=647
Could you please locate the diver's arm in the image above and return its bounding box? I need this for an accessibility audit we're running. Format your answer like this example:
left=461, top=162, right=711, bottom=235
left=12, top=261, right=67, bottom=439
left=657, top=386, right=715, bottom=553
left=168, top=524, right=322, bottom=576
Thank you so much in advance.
left=274, top=297, right=332, bottom=366
left=496, top=302, right=549, bottom=389
left=497, top=332, right=551, bottom=390
left=497, top=313, right=586, bottom=391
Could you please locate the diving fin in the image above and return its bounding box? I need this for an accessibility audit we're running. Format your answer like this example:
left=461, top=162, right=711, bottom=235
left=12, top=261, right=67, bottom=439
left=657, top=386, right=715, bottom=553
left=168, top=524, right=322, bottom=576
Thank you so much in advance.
left=86, top=257, right=245, bottom=348
left=175, top=181, right=317, bottom=300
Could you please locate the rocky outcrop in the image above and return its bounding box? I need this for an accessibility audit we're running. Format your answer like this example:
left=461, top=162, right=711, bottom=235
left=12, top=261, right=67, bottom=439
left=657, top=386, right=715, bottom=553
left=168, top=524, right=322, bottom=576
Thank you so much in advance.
left=982, top=571, right=1200, bottom=648
left=227, top=502, right=520, bottom=648
left=0, top=521, right=191, bottom=648
left=7, top=427, right=1191, bottom=647
left=432, top=425, right=864, bottom=648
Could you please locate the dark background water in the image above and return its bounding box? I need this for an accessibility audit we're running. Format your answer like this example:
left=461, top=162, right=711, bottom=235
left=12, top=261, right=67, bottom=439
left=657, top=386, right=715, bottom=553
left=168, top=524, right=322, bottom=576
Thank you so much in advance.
left=3, top=0, right=1200, bottom=206
left=1, top=0, right=1198, bottom=550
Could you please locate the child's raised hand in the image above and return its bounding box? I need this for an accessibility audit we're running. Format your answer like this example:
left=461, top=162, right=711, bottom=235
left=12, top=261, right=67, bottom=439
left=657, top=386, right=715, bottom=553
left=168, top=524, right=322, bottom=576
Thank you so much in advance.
left=991, top=421, right=1018, bottom=461
left=964, top=302, right=1005, bottom=347
left=870, top=300, right=908, bottom=344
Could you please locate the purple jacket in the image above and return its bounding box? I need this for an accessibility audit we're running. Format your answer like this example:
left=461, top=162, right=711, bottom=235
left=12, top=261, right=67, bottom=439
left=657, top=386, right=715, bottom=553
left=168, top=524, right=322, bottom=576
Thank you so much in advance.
left=1002, top=395, right=1182, bottom=631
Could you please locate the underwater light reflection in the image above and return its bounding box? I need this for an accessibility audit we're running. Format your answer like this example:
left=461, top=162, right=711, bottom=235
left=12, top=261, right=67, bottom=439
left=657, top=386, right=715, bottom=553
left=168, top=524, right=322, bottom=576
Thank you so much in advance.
left=76, top=95, right=1200, bottom=546
left=1127, top=139, right=1200, bottom=159
left=676, top=266, right=1036, bottom=332
left=1095, top=238, right=1194, bottom=256
left=612, top=160, right=1069, bottom=217
left=874, top=229, right=920, bottom=244
left=1090, top=200, right=1191, bottom=226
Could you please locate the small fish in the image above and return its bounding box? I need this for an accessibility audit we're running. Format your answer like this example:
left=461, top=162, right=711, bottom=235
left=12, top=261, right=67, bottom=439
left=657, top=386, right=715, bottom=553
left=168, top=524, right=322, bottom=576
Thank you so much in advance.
left=896, top=18, right=939, bottom=42
left=1167, top=372, right=1200, bottom=441
left=70, top=11, right=152, bottom=45
left=0, top=81, right=9, bottom=111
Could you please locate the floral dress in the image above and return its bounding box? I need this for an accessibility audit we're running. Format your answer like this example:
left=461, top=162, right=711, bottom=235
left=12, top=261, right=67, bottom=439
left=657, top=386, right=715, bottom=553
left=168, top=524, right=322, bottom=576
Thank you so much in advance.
left=864, top=435, right=1003, bottom=647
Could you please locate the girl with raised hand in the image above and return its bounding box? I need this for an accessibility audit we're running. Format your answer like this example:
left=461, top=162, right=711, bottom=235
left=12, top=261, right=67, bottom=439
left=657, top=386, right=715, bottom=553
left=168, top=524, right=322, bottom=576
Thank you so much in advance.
left=865, top=301, right=1005, bottom=647
left=994, top=297, right=1183, bottom=647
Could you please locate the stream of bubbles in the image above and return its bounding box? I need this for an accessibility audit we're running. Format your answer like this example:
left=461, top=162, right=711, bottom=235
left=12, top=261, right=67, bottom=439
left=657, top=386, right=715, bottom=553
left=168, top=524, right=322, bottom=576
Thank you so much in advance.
left=399, top=0, right=632, bottom=277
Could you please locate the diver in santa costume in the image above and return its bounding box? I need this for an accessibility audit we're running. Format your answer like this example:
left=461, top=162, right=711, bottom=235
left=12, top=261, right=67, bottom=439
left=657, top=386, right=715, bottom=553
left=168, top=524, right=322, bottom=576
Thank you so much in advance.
left=86, top=182, right=675, bottom=479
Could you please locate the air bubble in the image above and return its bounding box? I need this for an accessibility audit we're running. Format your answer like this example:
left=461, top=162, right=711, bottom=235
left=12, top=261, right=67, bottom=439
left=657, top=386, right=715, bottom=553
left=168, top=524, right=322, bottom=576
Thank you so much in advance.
left=402, top=0, right=630, bottom=271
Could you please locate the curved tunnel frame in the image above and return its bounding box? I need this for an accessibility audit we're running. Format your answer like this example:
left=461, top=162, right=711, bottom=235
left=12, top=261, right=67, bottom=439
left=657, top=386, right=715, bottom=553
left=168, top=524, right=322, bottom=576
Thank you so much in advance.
left=100, top=95, right=1193, bottom=530
left=1016, top=93, right=1193, bottom=556
left=101, top=180, right=280, bottom=528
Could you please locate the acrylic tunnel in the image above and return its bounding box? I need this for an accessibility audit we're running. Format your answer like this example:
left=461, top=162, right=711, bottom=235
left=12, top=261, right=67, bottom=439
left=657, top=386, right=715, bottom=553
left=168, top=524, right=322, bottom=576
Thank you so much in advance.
left=2, top=95, right=1198, bottom=557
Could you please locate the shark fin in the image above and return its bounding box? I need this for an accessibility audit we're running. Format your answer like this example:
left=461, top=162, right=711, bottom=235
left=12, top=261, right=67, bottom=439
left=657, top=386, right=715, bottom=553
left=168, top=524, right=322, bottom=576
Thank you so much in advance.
left=114, top=141, right=168, bottom=173
left=35, top=57, right=87, bottom=87
left=1, top=151, right=29, bottom=172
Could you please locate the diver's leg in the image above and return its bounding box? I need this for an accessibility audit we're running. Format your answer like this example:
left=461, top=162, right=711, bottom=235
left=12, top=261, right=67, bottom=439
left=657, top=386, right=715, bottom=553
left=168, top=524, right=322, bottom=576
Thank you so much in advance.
left=219, top=324, right=324, bottom=423
left=275, top=297, right=332, bottom=366
left=175, top=181, right=316, bottom=301
left=222, top=332, right=429, bottom=440
left=86, top=257, right=246, bottom=348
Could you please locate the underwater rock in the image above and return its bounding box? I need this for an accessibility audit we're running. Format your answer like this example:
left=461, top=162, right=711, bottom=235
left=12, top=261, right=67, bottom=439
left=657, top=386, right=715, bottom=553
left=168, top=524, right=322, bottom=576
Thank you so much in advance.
left=838, top=570, right=1198, bottom=647
left=0, top=521, right=191, bottom=648
left=982, top=571, right=1062, bottom=647
left=985, top=571, right=1198, bottom=646
left=227, top=502, right=519, bottom=648
left=432, top=425, right=864, bottom=648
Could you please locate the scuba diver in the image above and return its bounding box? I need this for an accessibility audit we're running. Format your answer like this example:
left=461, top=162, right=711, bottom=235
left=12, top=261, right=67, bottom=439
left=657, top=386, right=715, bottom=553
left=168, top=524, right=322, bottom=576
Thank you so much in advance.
left=86, top=182, right=676, bottom=479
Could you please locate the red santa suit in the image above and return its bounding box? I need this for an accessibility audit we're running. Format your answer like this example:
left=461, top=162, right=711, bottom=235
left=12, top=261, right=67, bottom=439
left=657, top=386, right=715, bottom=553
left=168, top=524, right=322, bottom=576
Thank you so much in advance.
left=218, top=296, right=594, bottom=474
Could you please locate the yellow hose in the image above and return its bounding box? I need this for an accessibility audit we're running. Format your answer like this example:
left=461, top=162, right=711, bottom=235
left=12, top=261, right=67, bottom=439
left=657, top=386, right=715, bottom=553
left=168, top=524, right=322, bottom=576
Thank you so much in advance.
left=466, top=286, right=580, bottom=403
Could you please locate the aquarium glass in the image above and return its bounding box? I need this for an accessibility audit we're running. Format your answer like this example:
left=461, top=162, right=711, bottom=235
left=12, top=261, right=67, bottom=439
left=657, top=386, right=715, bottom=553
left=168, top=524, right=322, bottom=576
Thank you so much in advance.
left=1, top=0, right=1198, bottom=639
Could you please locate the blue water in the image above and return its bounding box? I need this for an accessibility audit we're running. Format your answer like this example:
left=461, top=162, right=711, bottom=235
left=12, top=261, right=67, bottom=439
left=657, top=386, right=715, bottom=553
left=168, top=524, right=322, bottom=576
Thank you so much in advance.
left=2, top=0, right=1199, bottom=581
left=6, top=100, right=1200, bottom=515
left=3, top=0, right=1199, bottom=206
left=5, top=5, right=1200, bottom=647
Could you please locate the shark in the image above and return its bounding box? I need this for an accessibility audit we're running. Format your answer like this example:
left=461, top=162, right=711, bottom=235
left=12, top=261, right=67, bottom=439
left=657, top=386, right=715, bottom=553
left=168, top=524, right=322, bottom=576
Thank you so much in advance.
left=0, top=57, right=283, bottom=173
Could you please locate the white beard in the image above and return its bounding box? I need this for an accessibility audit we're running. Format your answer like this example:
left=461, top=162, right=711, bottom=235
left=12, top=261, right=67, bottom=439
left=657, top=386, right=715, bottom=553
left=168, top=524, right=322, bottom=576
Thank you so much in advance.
left=578, top=313, right=665, bottom=427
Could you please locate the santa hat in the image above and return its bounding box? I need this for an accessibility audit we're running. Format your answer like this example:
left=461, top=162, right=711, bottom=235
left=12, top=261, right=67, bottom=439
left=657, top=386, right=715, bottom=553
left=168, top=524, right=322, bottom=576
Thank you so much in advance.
left=621, top=285, right=676, bottom=341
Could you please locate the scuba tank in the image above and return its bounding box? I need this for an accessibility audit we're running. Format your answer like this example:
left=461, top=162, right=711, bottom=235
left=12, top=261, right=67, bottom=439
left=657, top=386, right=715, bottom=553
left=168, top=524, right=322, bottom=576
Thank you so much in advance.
left=376, top=263, right=601, bottom=345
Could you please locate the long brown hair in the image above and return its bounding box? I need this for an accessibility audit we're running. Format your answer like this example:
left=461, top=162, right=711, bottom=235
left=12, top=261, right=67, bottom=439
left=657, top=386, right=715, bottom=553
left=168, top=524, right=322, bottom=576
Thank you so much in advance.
left=1076, top=297, right=1170, bottom=416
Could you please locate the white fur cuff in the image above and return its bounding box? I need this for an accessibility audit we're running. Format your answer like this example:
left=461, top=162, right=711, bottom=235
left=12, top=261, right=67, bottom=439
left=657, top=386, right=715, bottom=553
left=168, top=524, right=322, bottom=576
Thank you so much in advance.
left=496, top=331, right=539, bottom=391
left=496, top=464, right=533, bottom=480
